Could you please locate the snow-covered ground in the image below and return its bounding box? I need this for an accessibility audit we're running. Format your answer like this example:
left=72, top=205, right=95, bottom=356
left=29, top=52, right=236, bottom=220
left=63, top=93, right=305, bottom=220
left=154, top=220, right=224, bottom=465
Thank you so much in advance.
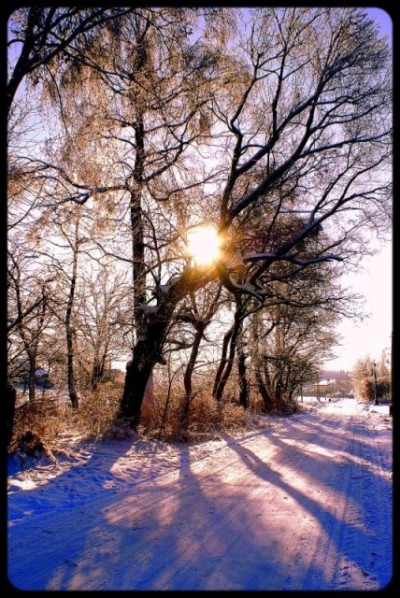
left=7, top=397, right=392, bottom=591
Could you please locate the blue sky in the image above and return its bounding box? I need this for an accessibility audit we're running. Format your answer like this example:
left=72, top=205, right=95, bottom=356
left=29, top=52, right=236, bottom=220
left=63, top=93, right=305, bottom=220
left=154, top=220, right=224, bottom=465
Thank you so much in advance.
left=323, top=7, right=393, bottom=372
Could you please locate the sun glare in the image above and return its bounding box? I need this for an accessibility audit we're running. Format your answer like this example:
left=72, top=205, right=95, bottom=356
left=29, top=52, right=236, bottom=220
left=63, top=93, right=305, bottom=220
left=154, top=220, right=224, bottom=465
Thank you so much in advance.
left=187, top=225, right=222, bottom=267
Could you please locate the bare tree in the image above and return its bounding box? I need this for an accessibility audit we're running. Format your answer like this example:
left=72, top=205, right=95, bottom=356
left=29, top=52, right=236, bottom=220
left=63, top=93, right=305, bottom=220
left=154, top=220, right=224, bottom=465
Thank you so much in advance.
left=7, top=241, right=52, bottom=402
left=29, top=206, right=90, bottom=409
left=7, top=7, right=133, bottom=115
left=28, top=7, right=228, bottom=425
left=76, top=267, right=131, bottom=389
left=249, top=299, right=339, bottom=411
left=177, top=282, right=222, bottom=429
left=8, top=8, right=391, bottom=429
left=237, top=327, right=250, bottom=409
left=351, top=356, right=377, bottom=402
left=126, top=8, right=390, bottom=425
left=213, top=294, right=249, bottom=402
left=352, top=352, right=391, bottom=403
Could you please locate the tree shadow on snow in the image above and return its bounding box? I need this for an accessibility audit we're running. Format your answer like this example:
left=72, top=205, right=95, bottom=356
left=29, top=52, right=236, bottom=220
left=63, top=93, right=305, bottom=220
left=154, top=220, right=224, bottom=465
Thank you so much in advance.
left=7, top=407, right=392, bottom=591
left=219, top=409, right=392, bottom=590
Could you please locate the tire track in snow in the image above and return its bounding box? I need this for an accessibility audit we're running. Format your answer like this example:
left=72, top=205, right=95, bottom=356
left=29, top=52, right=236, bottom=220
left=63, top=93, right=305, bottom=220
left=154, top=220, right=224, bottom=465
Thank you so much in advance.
left=9, top=410, right=342, bottom=590
left=284, top=402, right=392, bottom=591
left=8, top=401, right=392, bottom=590
left=152, top=410, right=357, bottom=590
left=329, top=405, right=392, bottom=590
left=279, top=410, right=357, bottom=590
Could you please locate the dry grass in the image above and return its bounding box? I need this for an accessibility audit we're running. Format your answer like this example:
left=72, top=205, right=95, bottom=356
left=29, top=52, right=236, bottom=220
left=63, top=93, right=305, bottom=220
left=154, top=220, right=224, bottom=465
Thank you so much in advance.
left=9, top=374, right=297, bottom=453
left=151, top=386, right=249, bottom=442
left=10, top=397, right=72, bottom=455
left=76, top=382, right=122, bottom=440
left=9, top=381, right=124, bottom=454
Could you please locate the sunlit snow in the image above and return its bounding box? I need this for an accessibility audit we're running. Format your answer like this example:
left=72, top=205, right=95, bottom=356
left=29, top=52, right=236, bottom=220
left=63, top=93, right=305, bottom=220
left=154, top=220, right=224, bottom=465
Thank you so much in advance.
left=7, top=397, right=392, bottom=591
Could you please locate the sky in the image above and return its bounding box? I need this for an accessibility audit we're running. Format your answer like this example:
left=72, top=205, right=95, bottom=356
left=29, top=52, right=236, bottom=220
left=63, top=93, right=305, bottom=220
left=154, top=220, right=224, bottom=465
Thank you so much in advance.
left=323, top=244, right=392, bottom=372
left=323, top=7, right=393, bottom=373
left=7, top=7, right=393, bottom=376
left=7, top=397, right=392, bottom=591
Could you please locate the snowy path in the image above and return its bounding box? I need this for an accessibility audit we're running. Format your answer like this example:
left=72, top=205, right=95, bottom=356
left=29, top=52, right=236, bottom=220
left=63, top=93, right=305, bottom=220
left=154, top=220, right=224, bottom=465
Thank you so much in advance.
left=7, top=398, right=392, bottom=590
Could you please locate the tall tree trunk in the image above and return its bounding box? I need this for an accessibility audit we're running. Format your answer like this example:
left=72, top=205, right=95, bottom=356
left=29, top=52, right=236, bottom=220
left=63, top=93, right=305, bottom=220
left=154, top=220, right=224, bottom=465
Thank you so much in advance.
left=130, top=163, right=146, bottom=339
left=90, top=355, right=105, bottom=389
left=6, top=383, right=17, bottom=448
left=255, top=367, right=274, bottom=411
left=122, top=114, right=150, bottom=426
left=119, top=292, right=177, bottom=427
left=28, top=354, right=36, bottom=402
left=212, top=326, right=233, bottom=398
left=66, top=326, right=79, bottom=409
left=237, top=336, right=249, bottom=409
left=65, top=228, right=79, bottom=409
left=182, top=323, right=206, bottom=429
left=262, top=355, right=279, bottom=410
left=17, top=288, right=47, bottom=404
left=119, top=265, right=215, bottom=428
left=273, top=374, right=287, bottom=411
left=130, top=30, right=148, bottom=343
left=181, top=285, right=221, bottom=429
left=213, top=300, right=244, bottom=402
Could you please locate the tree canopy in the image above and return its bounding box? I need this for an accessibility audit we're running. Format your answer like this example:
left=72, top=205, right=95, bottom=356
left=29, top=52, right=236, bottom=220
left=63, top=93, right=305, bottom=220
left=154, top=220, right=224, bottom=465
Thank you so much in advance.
left=8, top=7, right=392, bottom=430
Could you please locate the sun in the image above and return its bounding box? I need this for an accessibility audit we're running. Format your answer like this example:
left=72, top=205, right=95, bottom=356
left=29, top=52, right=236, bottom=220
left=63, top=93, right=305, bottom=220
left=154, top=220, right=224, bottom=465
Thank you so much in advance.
left=187, top=225, right=222, bottom=267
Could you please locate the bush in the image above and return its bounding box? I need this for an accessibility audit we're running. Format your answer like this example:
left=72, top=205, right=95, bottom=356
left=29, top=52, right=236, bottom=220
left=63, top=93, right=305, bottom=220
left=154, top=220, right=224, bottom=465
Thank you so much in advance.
left=8, top=373, right=286, bottom=450
left=9, top=379, right=127, bottom=451
left=9, top=397, right=72, bottom=454
left=76, top=381, right=123, bottom=440
left=150, top=384, right=249, bottom=442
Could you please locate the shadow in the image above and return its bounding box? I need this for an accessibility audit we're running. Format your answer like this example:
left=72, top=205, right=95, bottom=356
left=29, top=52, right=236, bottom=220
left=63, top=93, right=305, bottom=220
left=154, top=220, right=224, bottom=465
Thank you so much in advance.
left=218, top=407, right=392, bottom=590
left=7, top=433, right=142, bottom=525
left=7, top=401, right=392, bottom=591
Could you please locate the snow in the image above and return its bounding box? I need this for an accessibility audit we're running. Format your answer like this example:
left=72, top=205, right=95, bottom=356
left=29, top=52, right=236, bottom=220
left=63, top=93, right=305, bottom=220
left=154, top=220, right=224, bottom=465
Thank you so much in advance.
left=7, top=398, right=393, bottom=591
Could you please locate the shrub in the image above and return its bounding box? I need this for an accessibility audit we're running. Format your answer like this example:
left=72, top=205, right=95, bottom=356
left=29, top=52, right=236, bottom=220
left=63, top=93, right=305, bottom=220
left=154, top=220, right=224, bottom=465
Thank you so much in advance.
left=76, top=381, right=123, bottom=440
left=9, top=396, right=71, bottom=454
left=148, top=382, right=249, bottom=442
